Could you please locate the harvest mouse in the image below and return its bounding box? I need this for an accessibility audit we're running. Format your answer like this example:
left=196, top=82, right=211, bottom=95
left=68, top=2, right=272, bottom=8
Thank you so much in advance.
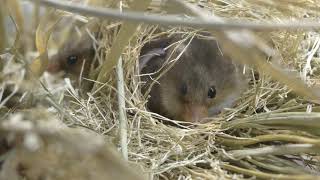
left=47, top=33, right=96, bottom=79
left=139, top=33, right=246, bottom=123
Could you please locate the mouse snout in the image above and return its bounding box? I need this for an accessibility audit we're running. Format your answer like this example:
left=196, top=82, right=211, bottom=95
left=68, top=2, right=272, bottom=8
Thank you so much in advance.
left=47, top=60, right=62, bottom=74
left=182, top=104, right=208, bottom=123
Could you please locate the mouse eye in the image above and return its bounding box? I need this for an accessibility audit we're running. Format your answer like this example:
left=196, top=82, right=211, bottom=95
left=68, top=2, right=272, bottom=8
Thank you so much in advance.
left=208, top=86, right=216, bottom=99
left=67, top=55, right=78, bottom=65
left=180, top=83, right=188, bottom=95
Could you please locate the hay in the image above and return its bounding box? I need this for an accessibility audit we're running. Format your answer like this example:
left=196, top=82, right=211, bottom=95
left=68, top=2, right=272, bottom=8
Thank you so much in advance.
left=1, top=0, right=320, bottom=179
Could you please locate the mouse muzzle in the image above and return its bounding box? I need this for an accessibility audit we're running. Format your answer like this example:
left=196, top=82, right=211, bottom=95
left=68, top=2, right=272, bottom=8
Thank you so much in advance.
left=47, top=58, right=62, bottom=74
left=182, top=104, right=208, bottom=123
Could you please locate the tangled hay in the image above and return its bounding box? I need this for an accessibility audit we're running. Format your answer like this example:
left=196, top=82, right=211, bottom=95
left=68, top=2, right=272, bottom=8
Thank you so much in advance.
left=1, top=0, right=320, bottom=179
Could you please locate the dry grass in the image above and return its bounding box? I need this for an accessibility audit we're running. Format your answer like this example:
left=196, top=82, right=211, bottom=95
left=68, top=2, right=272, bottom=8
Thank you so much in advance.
left=1, top=0, right=320, bottom=179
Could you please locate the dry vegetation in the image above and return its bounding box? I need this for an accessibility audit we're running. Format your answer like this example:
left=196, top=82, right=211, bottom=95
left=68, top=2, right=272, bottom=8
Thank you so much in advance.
left=1, top=0, right=320, bottom=179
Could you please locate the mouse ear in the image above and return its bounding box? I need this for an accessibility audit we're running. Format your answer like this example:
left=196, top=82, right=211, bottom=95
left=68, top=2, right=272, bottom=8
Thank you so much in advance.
left=139, top=37, right=172, bottom=73
left=139, top=36, right=172, bottom=57
left=139, top=48, right=166, bottom=72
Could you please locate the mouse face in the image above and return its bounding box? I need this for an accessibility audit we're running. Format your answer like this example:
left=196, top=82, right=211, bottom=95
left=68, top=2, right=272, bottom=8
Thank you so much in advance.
left=140, top=34, right=244, bottom=123
left=47, top=34, right=95, bottom=79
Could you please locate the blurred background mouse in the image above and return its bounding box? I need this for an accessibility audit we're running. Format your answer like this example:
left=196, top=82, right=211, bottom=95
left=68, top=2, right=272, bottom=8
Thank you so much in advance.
left=139, top=33, right=247, bottom=123
left=46, top=33, right=96, bottom=79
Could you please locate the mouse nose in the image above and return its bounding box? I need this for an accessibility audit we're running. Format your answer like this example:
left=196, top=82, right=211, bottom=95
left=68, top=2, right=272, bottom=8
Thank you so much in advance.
left=47, top=61, right=62, bottom=74
left=47, top=55, right=62, bottom=74
left=183, top=104, right=208, bottom=123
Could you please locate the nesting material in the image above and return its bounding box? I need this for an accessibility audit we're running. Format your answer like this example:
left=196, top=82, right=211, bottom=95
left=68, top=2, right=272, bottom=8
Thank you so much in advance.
left=1, top=0, right=320, bottom=179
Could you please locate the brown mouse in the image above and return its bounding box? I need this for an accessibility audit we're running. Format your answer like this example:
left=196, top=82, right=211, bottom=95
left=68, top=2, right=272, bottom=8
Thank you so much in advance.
left=47, top=33, right=96, bottom=79
left=139, top=33, right=245, bottom=123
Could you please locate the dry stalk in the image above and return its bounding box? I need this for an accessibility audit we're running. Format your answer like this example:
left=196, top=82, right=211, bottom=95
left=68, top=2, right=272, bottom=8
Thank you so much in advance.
left=26, top=0, right=320, bottom=31
left=93, top=0, right=152, bottom=90
left=116, top=56, right=128, bottom=160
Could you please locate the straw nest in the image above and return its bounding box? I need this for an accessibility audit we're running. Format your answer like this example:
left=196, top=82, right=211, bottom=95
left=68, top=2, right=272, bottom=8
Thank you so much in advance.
left=1, top=0, right=320, bottom=179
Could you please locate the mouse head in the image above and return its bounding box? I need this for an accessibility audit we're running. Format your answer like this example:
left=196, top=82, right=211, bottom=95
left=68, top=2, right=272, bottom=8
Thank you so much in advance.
left=47, top=34, right=95, bottom=79
left=147, top=34, right=242, bottom=123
